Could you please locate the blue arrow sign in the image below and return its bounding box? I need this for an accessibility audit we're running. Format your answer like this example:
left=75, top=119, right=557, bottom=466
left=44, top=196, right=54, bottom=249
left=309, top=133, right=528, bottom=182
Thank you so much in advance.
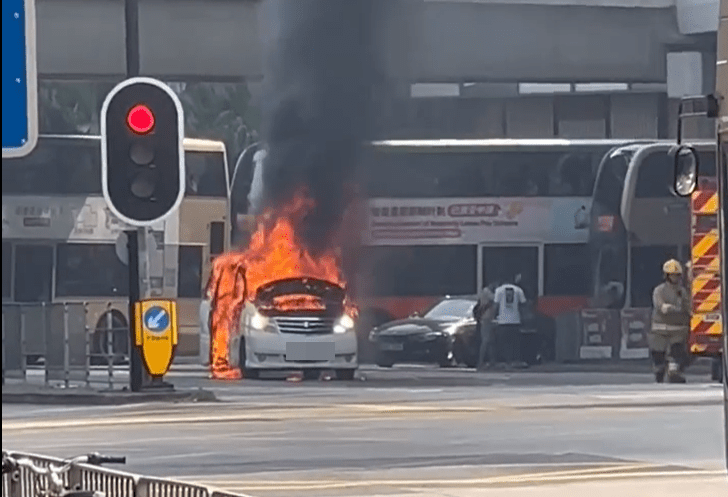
left=2, top=0, right=38, bottom=158
left=144, top=306, right=170, bottom=333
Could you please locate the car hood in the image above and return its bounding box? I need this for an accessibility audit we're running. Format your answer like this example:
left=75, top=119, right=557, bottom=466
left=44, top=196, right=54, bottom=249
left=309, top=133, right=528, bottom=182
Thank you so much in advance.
left=375, top=317, right=460, bottom=336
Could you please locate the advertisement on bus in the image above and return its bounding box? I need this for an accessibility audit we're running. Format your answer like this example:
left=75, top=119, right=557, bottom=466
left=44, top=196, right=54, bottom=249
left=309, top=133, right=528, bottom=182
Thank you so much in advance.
left=364, top=197, right=592, bottom=245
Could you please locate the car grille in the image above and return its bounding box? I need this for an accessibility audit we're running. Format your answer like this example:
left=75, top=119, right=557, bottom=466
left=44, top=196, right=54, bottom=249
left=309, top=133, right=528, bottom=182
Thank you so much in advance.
left=274, top=316, right=335, bottom=334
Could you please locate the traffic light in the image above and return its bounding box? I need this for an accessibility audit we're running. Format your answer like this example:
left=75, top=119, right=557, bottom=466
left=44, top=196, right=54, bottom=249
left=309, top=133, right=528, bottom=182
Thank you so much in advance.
left=101, top=77, right=185, bottom=226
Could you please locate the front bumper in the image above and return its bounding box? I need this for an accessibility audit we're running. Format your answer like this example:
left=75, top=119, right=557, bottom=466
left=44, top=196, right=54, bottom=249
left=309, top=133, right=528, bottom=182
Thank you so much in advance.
left=232, top=328, right=358, bottom=370
left=375, top=334, right=450, bottom=360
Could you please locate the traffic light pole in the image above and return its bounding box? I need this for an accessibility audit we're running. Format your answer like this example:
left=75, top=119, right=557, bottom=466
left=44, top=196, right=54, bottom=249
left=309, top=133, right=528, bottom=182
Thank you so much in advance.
left=126, top=229, right=143, bottom=392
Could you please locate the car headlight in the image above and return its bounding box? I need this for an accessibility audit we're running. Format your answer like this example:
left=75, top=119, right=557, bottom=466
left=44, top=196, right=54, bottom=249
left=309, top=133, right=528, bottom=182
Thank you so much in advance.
left=443, top=324, right=460, bottom=335
left=334, top=314, right=355, bottom=334
left=424, top=331, right=444, bottom=340
left=250, top=311, right=270, bottom=331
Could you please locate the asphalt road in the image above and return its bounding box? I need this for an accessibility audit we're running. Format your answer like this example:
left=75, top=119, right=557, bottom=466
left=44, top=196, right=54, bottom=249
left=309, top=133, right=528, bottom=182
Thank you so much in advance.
left=3, top=366, right=727, bottom=496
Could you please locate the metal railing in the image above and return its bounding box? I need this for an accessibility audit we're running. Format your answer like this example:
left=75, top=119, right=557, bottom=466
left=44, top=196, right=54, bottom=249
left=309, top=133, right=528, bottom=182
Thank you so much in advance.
left=2, top=451, right=246, bottom=497
left=2, top=302, right=131, bottom=390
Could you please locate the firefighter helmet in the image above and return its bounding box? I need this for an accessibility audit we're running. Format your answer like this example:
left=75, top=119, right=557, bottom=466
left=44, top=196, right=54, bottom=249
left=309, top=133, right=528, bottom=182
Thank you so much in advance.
left=662, top=259, right=683, bottom=275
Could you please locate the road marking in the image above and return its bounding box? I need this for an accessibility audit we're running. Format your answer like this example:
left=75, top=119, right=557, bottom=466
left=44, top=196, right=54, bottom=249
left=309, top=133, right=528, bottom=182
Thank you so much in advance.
left=184, top=466, right=726, bottom=491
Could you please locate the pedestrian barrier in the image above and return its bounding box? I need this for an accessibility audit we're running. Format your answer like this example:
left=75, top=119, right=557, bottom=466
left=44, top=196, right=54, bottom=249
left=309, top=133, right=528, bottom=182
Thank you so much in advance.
left=2, top=302, right=130, bottom=390
left=1, top=451, right=246, bottom=497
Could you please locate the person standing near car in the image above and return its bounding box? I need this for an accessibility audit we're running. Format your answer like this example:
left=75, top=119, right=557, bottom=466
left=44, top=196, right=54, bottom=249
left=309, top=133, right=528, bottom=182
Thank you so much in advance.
left=473, top=283, right=498, bottom=371
left=493, top=274, right=528, bottom=368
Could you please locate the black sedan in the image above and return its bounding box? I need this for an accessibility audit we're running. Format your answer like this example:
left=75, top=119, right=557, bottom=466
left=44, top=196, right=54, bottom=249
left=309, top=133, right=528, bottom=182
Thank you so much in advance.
left=368, top=297, right=481, bottom=368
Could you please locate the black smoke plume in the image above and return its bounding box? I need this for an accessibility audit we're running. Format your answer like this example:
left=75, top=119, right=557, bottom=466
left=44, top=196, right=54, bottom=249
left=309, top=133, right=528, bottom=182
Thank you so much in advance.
left=257, top=0, right=381, bottom=255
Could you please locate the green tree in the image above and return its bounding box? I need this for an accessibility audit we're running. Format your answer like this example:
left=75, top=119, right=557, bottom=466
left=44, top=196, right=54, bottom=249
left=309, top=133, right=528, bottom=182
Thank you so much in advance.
left=178, top=82, right=261, bottom=161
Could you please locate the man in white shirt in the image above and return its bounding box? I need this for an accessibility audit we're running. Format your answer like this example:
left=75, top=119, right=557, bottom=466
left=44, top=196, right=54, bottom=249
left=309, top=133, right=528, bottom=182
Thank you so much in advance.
left=493, top=274, right=528, bottom=367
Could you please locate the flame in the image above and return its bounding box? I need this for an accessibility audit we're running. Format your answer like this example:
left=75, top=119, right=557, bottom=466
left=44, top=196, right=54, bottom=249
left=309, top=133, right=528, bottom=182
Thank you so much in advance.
left=207, top=191, right=356, bottom=379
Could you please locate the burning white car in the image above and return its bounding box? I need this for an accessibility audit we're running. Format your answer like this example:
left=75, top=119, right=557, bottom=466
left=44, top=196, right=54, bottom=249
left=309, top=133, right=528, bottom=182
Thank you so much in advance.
left=228, top=277, right=358, bottom=380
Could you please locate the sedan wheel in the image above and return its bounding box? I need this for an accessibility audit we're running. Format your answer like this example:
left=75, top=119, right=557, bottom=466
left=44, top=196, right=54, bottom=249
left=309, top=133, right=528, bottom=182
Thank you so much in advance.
left=375, top=352, right=395, bottom=368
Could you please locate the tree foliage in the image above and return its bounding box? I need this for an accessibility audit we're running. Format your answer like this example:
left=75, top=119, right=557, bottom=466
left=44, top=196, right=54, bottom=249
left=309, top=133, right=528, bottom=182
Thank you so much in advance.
left=37, top=80, right=261, bottom=160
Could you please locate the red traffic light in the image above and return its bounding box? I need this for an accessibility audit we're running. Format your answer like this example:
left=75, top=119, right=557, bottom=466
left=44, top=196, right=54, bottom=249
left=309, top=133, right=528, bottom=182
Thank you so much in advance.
left=127, top=104, right=155, bottom=134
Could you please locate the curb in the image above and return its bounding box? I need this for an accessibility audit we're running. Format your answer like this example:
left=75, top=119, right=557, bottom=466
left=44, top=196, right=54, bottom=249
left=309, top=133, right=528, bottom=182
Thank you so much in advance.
left=1, top=387, right=217, bottom=406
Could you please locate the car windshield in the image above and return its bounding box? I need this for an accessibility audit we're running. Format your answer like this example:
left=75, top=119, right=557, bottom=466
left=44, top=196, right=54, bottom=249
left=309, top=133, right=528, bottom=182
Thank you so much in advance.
left=424, top=299, right=474, bottom=320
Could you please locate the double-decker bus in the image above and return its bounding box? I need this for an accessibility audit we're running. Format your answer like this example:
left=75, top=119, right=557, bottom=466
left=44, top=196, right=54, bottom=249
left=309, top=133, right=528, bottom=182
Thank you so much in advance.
left=357, top=139, right=646, bottom=327
left=590, top=141, right=716, bottom=308
left=2, top=134, right=231, bottom=358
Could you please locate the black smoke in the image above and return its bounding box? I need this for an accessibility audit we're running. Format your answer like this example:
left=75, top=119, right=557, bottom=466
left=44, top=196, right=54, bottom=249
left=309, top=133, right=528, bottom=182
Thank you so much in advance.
left=258, top=0, right=382, bottom=255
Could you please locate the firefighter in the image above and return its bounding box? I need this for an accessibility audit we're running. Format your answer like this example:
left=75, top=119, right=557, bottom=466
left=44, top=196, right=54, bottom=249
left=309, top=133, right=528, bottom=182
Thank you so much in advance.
left=649, top=259, right=691, bottom=383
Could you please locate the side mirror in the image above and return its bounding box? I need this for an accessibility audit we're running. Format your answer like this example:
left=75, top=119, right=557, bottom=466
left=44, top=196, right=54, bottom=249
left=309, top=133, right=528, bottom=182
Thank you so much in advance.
left=410, top=311, right=420, bottom=318
left=669, top=145, right=699, bottom=197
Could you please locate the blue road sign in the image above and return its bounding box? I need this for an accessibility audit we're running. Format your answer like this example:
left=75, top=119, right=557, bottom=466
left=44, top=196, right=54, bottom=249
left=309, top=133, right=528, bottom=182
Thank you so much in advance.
left=144, top=306, right=171, bottom=333
left=2, top=0, right=38, bottom=158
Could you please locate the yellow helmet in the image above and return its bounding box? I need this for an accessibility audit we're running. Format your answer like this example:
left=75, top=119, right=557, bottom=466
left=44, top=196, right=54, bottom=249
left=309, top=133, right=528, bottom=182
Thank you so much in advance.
left=663, top=259, right=683, bottom=275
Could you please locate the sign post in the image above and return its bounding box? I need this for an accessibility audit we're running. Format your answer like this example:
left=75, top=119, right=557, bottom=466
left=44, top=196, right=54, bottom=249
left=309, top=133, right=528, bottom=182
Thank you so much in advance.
left=134, top=298, right=178, bottom=388
left=2, top=0, right=38, bottom=158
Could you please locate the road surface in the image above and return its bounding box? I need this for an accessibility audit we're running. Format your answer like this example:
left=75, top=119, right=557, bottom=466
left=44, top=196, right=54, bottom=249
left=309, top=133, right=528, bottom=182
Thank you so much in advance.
left=3, top=365, right=727, bottom=496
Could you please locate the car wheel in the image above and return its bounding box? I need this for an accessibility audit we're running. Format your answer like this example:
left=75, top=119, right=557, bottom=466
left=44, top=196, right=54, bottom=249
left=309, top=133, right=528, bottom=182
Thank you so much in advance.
left=437, top=353, right=454, bottom=368
left=238, top=337, right=259, bottom=379
left=336, top=369, right=356, bottom=381
left=375, top=352, right=395, bottom=368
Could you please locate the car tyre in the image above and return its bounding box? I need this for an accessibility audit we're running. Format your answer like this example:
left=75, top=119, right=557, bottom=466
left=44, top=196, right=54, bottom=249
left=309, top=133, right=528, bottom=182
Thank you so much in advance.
left=375, top=352, right=395, bottom=368
left=336, top=369, right=356, bottom=381
left=238, top=337, right=259, bottom=379
left=436, top=351, right=454, bottom=368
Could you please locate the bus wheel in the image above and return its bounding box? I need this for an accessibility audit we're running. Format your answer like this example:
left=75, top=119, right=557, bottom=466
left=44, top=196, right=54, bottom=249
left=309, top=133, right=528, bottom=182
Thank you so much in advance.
left=711, top=356, right=723, bottom=383
left=92, top=311, right=129, bottom=365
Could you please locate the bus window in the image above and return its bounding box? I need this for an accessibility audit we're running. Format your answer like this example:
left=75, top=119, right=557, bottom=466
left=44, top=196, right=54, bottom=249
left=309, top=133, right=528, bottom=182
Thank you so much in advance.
left=185, top=151, right=227, bottom=197
left=636, top=150, right=716, bottom=198
left=593, top=152, right=630, bottom=213
left=630, top=245, right=680, bottom=307
left=2, top=138, right=101, bottom=195
left=56, top=244, right=128, bottom=298
left=363, top=245, right=477, bottom=297
left=366, top=149, right=604, bottom=198
left=2, top=242, right=11, bottom=300
left=481, top=246, right=539, bottom=299
left=544, top=244, right=591, bottom=296
left=14, top=245, right=54, bottom=302
left=178, top=245, right=203, bottom=298
left=593, top=244, right=628, bottom=308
